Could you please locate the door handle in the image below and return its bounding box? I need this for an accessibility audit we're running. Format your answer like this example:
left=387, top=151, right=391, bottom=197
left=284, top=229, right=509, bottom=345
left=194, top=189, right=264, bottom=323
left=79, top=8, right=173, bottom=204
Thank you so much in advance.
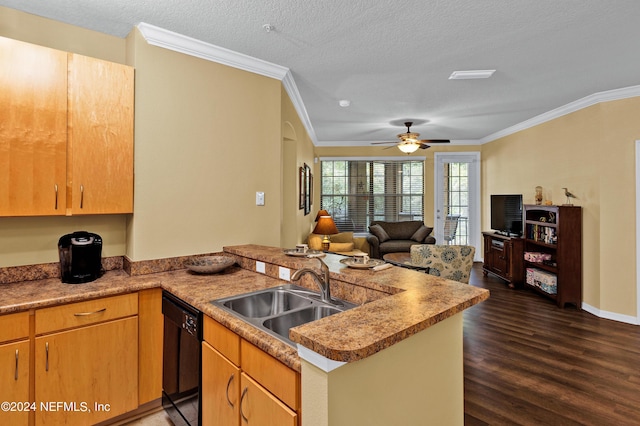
left=14, top=349, right=19, bottom=380
left=226, top=373, right=235, bottom=408
left=73, top=308, right=106, bottom=317
left=45, top=342, right=49, bottom=372
left=240, top=387, right=249, bottom=423
left=80, top=184, right=84, bottom=209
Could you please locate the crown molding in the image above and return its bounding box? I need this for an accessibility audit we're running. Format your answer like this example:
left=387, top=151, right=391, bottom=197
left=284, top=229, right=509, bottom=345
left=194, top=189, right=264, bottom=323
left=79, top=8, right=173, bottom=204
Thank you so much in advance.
left=282, top=71, right=317, bottom=143
left=136, top=23, right=287, bottom=79
left=136, top=22, right=317, bottom=143
left=481, top=85, right=640, bottom=144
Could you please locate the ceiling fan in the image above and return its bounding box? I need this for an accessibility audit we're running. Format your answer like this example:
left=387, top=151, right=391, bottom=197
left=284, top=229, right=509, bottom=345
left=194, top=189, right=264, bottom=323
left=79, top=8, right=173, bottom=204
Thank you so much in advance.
left=372, top=122, right=450, bottom=153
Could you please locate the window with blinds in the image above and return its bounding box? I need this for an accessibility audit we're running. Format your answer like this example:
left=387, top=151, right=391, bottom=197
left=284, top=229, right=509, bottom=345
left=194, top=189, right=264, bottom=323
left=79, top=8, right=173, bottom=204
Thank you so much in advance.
left=320, top=159, right=424, bottom=232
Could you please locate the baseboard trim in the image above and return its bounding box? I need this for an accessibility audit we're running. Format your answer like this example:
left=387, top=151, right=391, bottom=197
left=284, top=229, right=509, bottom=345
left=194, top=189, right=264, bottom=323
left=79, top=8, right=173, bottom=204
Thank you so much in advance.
left=581, top=302, right=639, bottom=325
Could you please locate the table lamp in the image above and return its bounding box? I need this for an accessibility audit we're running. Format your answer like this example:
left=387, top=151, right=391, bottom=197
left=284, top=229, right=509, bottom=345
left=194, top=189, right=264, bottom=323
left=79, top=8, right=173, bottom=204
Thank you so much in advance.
left=313, top=215, right=339, bottom=251
left=314, top=209, right=329, bottom=221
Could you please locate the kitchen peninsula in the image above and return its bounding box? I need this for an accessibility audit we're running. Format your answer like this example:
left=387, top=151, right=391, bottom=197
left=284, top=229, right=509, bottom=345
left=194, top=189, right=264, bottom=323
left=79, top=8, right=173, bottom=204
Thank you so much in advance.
left=0, top=244, right=488, bottom=426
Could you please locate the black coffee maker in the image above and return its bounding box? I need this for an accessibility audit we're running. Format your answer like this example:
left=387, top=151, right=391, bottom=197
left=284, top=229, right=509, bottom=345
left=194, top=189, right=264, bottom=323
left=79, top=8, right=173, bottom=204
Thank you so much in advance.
left=58, top=231, right=104, bottom=284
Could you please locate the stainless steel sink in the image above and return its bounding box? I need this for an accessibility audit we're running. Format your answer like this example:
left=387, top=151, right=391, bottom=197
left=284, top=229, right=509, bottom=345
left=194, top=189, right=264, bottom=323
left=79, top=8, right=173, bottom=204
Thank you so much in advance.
left=222, top=289, right=312, bottom=318
left=211, top=284, right=356, bottom=347
left=262, top=306, right=342, bottom=338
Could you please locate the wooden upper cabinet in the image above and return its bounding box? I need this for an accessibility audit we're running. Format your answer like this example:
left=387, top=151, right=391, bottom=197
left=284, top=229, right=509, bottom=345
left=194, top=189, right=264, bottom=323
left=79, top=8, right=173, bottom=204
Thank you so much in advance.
left=0, top=37, right=68, bottom=216
left=67, top=54, right=134, bottom=214
left=0, top=36, right=134, bottom=217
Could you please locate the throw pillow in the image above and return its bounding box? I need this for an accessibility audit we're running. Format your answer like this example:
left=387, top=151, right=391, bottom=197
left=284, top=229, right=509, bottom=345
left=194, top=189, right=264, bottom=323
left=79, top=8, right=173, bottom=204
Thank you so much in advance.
left=307, top=234, right=323, bottom=251
left=329, top=242, right=355, bottom=252
left=369, top=224, right=390, bottom=243
left=411, top=225, right=433, bottom=242
left=331, top=232, right=354, bottom=243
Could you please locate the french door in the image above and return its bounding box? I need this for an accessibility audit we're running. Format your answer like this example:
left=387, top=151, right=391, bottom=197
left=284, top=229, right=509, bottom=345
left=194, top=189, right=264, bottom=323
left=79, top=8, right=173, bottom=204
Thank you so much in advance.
left=434, top=152, right=481, bottom=260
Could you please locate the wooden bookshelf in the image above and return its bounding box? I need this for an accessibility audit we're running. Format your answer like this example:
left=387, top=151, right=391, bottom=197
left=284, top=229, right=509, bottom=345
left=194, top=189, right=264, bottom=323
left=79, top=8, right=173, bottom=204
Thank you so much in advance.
left=523, top=205, right=582, bottom=308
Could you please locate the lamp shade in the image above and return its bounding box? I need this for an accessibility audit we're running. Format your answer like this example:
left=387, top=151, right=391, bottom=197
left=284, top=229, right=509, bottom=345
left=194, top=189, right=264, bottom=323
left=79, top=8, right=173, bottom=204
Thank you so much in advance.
left=314, top=209, right=330, bottom=221
left=313, top=216, right=339, bottom=235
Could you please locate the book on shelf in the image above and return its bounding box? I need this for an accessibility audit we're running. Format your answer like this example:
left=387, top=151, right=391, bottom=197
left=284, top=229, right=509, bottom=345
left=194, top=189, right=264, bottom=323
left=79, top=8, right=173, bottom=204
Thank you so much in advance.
left=527, top=224, right=557, bottom=244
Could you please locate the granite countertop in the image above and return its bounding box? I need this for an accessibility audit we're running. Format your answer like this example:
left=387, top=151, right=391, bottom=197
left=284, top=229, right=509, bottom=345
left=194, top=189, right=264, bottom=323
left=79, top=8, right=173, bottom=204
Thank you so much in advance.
left=0, top=244, right=489, bottom=371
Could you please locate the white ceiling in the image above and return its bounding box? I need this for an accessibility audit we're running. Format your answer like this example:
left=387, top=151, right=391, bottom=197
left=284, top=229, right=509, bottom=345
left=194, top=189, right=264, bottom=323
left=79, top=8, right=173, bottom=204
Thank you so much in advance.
left=3, top=0, right=640, bottom=146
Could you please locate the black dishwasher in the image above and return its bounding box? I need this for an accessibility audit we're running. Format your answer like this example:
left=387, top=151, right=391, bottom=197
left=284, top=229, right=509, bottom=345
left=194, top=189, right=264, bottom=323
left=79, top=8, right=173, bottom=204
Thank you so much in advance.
left=162, top=291, right=202, bottom=426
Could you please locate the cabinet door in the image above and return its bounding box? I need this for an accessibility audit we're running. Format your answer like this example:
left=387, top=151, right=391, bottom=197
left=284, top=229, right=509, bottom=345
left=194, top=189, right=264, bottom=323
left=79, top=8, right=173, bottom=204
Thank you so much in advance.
left=0, top=340, right=30, bottom=426
left=35, top=317, right=139, bottom=425
left=67, top=54, right=134, bottom=214
left=202, top=342, right=240, bottom=426
left=0, top=36, right=67, bottom=216
left=240, top=373, right=297, bottom=426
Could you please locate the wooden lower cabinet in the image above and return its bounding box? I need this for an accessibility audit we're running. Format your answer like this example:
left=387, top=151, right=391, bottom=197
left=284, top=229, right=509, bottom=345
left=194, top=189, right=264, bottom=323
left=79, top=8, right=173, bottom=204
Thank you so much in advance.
left=34, top=316, right=139, bottom=425
left=202, top=316, right=299, bottom=426
left=482, top=232, right=524, bottom=288
left=202, top=342, right=240, bottom=426
left=0, top=340, right=30, bottom=426
left=240, top=373, right=297, bottom=426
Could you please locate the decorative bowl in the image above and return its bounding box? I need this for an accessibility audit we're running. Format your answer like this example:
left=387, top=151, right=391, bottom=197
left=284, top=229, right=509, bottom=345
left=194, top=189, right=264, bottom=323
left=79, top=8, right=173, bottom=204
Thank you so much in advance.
left=185, top=256, right=235, bottom=274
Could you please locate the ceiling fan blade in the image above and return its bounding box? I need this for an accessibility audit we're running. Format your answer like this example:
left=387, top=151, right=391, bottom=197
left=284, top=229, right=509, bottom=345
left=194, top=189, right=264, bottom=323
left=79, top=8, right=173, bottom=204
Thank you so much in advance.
left=418, top=143, right=431, bottom=150
left=371, top=141, right=398, bottom=145
left=419, top=139, right=450, bottom=144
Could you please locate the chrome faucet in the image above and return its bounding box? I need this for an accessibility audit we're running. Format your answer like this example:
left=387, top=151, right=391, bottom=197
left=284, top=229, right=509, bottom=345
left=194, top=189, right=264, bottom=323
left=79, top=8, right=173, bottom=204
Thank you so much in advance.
left=291, top=257, right=332, bottom=304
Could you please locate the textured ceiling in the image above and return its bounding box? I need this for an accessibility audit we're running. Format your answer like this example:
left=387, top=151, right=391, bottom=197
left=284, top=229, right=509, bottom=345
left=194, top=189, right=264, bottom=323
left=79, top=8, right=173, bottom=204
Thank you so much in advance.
left=2, top=0, right=640, bottom=145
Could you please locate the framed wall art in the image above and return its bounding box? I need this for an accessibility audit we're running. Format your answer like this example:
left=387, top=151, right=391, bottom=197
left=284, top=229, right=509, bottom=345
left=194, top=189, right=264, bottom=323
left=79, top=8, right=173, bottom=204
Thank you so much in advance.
left=299, top=166, right=305, bottom=210
left=304, top=163, right=311, bottom=215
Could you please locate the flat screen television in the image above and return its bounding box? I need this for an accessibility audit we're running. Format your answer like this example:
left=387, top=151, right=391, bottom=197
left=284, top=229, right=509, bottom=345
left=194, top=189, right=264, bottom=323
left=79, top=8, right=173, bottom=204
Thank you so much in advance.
left=490, top=194, right=523, bottom=236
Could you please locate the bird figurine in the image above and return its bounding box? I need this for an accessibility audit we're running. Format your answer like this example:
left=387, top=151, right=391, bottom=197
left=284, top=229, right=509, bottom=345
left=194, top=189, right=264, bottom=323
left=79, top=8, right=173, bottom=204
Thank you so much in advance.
left=562, top=188, right=577, bottom=205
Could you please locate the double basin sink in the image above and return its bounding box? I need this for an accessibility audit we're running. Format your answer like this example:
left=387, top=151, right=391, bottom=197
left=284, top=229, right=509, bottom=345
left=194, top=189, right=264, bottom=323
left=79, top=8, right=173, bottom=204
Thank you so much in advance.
left=212, top=284, right=357, bottom=347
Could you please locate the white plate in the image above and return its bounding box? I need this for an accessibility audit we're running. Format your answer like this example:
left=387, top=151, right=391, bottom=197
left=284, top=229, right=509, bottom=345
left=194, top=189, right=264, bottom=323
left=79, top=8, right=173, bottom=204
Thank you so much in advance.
left=339, top=258, right=386, bottom=269
left=283, top=249, right=326, bottom=258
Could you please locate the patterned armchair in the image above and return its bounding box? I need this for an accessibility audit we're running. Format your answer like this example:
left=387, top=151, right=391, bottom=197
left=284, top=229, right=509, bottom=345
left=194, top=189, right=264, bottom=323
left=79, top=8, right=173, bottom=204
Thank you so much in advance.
left=410, top=244, right=476, bottom=284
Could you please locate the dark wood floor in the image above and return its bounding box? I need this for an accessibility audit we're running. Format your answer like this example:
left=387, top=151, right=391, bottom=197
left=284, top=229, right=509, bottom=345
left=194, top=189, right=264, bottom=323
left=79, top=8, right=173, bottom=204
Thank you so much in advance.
left=464, top=264, right=640, bottom=425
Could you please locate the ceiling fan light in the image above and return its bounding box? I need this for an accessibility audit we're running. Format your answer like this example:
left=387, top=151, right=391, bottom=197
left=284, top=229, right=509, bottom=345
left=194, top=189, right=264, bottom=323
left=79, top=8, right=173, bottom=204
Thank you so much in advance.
left=397, top=143, right=420, bottom=154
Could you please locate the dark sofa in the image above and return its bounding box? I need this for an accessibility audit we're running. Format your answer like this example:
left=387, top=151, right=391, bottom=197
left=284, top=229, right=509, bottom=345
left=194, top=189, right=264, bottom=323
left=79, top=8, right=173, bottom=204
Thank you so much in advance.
left=367, top=220, right=436, bottom=259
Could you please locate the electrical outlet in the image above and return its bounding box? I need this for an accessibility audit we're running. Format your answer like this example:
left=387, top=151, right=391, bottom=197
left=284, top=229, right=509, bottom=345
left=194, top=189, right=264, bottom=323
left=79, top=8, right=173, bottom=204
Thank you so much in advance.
left=256, top=261, right=265, bottom=274
left=256, top=191, right=265, bottom=206
left=278, top=266, right=290, bottom=281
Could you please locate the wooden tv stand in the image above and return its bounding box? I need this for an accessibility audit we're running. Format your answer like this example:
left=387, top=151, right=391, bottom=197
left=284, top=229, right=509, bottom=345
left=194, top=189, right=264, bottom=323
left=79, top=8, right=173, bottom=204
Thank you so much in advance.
left=482, top=232, right=524, bottom=288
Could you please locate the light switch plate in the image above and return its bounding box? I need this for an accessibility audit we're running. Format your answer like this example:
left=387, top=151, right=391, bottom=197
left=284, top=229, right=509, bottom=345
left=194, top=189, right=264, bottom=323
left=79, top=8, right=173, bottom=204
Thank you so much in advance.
left=256, top=191, right=265, bottom=206
left=256, top=261, right=265, bottom=274
left=278, top=266, right=290, bottom=281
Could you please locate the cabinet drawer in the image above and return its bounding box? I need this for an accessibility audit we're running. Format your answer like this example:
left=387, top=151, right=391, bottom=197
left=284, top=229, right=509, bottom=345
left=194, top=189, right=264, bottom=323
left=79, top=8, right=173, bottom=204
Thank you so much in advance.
left=0, top=311, right=30, bottom=343
left=204, top=316, right=240, bottom=366
left=35, top=292, right=138, bottom=335
left=241, top=339, right=300, bottom=411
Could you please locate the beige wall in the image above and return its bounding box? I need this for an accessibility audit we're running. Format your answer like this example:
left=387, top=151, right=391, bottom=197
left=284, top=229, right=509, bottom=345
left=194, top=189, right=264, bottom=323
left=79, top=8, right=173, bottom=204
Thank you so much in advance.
left=482, top=98, right=640, bottom=316
left=124, top=29, right=283, bottom=260
left=0, top=7, right=126, bottom=64
left=281, top=88, right=317, bottom=248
